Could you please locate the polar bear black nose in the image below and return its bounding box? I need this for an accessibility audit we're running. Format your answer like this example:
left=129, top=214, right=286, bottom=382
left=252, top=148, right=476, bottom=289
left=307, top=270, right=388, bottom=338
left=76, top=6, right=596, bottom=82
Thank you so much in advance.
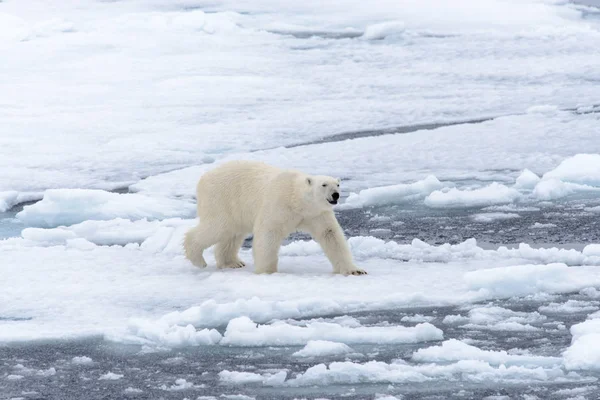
left=332, top=192, right=339, bottom=200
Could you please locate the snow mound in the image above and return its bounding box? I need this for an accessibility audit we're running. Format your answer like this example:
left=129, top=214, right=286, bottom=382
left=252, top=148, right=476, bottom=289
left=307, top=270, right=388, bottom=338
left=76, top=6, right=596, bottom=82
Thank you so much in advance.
left=292, top=340, right=354, bottom=358
left=220, top=316, right=443, bottom=346
left=424, top=183, right=521, bottom=208
left=471, top=213, right=520, bottom=223
left=413, top=339, right=561, bottom=367
left=339, top=175, right=443, bottom=209
left=16, top=189, right=195, bottom=228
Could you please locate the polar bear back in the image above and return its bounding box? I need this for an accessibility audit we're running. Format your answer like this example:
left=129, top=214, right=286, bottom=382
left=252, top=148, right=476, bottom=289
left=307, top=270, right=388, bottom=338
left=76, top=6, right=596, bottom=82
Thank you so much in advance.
left=195, top=160, right=304, bottom=233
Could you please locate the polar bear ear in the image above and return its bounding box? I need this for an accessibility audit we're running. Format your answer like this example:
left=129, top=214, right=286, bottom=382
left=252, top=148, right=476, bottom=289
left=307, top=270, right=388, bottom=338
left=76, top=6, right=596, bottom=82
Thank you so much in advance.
left=306, top=177, right=312, bottom=185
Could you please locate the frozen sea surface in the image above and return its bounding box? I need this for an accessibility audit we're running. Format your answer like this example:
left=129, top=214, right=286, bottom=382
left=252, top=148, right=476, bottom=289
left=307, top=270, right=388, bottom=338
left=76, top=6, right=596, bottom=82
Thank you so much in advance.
left=2, top=0, right=600, bottom=399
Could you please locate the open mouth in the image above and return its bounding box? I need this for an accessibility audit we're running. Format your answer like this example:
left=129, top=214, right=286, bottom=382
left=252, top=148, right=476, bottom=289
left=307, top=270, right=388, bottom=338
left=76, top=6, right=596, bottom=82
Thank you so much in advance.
left=328, top=199, right=338, bottom=205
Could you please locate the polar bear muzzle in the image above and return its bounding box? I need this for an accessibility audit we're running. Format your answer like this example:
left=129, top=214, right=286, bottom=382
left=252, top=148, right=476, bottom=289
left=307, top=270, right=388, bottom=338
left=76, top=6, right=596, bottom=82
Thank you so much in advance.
left=328, top=192, right=340, bottom=205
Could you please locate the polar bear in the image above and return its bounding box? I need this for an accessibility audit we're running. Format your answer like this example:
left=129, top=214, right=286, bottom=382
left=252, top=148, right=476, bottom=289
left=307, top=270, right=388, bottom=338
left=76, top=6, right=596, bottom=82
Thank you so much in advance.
left=184, top=160, right=366, bottom=275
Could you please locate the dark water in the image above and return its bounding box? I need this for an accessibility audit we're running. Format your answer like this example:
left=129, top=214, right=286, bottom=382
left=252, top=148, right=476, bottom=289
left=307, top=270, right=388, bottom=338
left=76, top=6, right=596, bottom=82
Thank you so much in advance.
left=1, top=293, right=598, bottom=400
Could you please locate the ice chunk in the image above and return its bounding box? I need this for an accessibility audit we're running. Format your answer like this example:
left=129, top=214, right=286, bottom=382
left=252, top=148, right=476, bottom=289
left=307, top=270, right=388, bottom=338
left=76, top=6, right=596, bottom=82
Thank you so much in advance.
left=0, top=191, right=43, bottom=212
left=292, top=340, right=354, bottom=358
left=16, top=189, right=194, bottom=228
left=471, top=213, right=520, bottom=223
left=538, top=300, right=598, bottom=314
left=401, top=314, right=435, bottom=323
left=71, top=356, right=93, bottom=365
left=220, top=316, right=443, bottom=346
left=543, top=154, right=600, bottom=186
left=413, top=339, right=561, bottom=367
left=465, top=263, right=576, bottom=298
left=99, top=372, right=123, bottom=380
left=124, top=387, right=143, bottom=394
left=362, top=21, right=405, bottom=40
left=530, top=223, right=556, bottom=229
left=286, top=358, right=579, bottom=386
left=126, top=318, right=222, bottom=347
left=160, top=378, right=196, bottom=391
left=583, top=244, right=600, bottom=257
left=425, top=183, right=521, bottom=208
left=458, top=306, right=546, bottom=332
left=564, top=318, right=600, bottom=371
left=339, top=175, right=443, bottom=209
left=532, top=179, right=599, bottom=201
left=218, top=370, right=286, bottom=386
left=514, top=169, right=541, bottom=190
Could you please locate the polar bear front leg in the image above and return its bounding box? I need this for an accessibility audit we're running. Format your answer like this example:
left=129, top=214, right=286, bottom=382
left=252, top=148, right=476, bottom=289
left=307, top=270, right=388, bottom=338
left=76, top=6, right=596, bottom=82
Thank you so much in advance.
left=215, top=234, right=246, bottom=269
left=300, top=213, right=367, bottom=275
left=252, top=227, right=285, bottom=274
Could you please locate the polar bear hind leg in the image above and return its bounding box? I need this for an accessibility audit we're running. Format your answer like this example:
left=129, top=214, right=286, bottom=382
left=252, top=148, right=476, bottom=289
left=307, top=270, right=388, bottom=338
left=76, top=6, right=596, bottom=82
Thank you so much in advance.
left=215, top=234, right=246, bottom=269
left=184, top=223, right=221, bottom=268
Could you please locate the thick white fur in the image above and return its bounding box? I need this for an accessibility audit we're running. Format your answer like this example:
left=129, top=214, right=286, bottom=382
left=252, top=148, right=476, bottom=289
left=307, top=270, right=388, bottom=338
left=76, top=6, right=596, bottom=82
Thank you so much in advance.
left=184, top=160, right=366, bottom=275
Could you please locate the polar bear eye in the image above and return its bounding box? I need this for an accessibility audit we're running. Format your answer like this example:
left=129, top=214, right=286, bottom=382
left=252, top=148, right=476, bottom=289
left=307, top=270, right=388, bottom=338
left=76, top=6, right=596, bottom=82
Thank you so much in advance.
left=322, top=183, right=327, bottom=187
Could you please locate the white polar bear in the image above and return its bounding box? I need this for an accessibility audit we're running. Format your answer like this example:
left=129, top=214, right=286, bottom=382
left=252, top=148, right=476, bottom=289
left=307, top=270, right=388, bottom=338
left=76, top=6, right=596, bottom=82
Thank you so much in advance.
left=184, top=160, right=366, bottom=275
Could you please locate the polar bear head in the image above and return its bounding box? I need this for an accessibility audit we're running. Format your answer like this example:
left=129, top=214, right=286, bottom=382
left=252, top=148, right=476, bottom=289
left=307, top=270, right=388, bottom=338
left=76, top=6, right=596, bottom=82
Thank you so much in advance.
left=306, top=175, right=341, bottom=208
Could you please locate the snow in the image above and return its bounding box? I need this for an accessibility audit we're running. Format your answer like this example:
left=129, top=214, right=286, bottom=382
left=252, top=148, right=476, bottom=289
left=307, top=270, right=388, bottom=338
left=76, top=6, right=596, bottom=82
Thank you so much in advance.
left=16, top=189, right=194, bottom=228
left=292, top=340, right=354, bottom=358
left=220, top=316, right=443, bottom=346
left=424, top=183, right=521, bottom=209
left=4, top=231, right=600, bottom=344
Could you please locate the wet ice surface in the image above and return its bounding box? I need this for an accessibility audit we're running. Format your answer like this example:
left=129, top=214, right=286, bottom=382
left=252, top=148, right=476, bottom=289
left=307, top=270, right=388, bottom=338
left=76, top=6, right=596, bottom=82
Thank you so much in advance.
left=335, top=200, right=600, bottom=249
left=2, top=294, right=599, bottom=399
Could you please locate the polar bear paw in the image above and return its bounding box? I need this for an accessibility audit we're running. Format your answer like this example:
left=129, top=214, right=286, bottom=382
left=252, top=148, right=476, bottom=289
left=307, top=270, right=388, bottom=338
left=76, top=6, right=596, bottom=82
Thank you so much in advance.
left=220, top=260, right=246, bottom=269
left=343, top=267, right=367, bottom=276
